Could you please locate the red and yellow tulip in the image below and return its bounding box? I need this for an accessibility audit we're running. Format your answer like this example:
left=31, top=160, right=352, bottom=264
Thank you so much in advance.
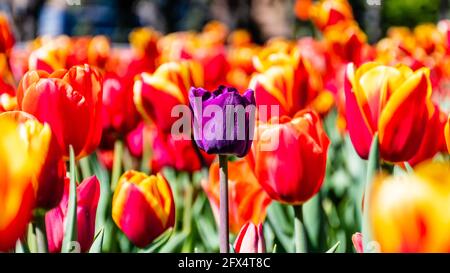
left=0, top=111, right=65, bottom=209
left=0, top=114, right=50, bottom=251
left=345, top=62, right=434, bottom=162
left=134, top=60, right=203, bottom=133
left=112, top=171, right=175, bottom=248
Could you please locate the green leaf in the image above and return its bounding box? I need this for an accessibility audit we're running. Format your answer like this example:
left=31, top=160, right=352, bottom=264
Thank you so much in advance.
left=139, top=228, right=174, bottom=253
left=267, top=203, right=293, bottom=252
left=326, top=241, right=340, bottom=253
left=62, top=145, right=78, bottom=253
left=272, top=244, right=277, bottom=253
left=158, top=232, right=188, bottom=253
left=229, top=244, right=235, bottom=253
left=362, top=134, right=380, bottom=249
left=15, top=239, right=29, bottom=253
left=404, top=162, right=414, bottom=173
left=89, top=228, right=104, bottom=253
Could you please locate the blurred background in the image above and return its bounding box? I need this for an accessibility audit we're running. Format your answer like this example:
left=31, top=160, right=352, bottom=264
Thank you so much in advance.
left=0, top=0, right=448, bottom=44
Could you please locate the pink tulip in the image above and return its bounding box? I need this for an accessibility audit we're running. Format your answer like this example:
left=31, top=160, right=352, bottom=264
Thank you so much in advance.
left=45, top=176, right=100, bottom=253
left=233, top=223, right=266, bottom=253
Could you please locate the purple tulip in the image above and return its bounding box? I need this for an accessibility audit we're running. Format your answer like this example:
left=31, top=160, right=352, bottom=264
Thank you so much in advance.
left=189, top=85, right=256, bottom=157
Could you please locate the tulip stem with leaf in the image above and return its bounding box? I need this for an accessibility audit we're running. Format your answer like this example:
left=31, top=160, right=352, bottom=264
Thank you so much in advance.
left=218, top=154, right=230, bottom=253
left=62, top=145, right=77, bottom=253
left=293, top=205, right=307, bottom=253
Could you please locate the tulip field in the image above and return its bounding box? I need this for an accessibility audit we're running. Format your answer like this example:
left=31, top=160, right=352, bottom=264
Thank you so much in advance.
left=0, top=0, right=450, bottom=255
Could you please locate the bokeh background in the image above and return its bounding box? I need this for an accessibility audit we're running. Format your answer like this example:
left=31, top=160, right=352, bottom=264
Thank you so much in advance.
left=1, top=0, right=448, bottom=44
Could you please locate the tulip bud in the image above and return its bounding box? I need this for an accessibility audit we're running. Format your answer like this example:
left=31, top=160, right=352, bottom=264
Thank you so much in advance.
left=248, top=110, right=329, bottom=204
left=112, top=171, right=175, bottom=248
left=45, top=176, right=100, bottom=253
left=234, top=223, right=266, bottom=253
left=189, top=85, right=256, bottom=157
left=351, top=232, right=363, bottom=253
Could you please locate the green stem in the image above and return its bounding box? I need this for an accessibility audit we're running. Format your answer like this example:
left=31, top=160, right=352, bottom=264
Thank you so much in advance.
left=34, top=209, right=48, bottom=253
left=79, top=156, right=92, bottom=179
left=218, top=154, right=229, bottom=253
left=62, top=145, right=78, bottom=253
left=293, top=205, right=307, bottom=253
left=182, top=174, right=193, bottom=234
left=140, top=128, right=152, bottom=173
left=362, top=133, right=380, bottom=251
left=110, top=140, right=124, bottom=191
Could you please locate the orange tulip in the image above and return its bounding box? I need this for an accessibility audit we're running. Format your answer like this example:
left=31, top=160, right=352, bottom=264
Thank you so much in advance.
left=134, top=61, right=203, bottom=133
left=308, top=0, right=354, bottom=31
left=247, top=110, right=329, bottom=205
left=323, top=21, right=372, bottom=65
left=87, top=35, right=111, bottom=69
left=0, top=114, right=50, bottom=251
left=344, top=62, right=434, bottom=162
left=17, top=64, right=103, bottom=158
left=203, top=160, right=272, bottom=234
left=370, top=161, right=450, bottom=252
left=112, top=171, right=175, bottom=248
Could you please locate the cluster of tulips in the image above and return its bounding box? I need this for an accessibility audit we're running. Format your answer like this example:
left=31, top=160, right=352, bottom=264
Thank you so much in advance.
left=0, top=0, right=449, bottom=254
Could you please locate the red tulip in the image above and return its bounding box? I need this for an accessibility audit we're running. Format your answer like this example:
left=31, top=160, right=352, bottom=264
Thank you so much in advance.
left=234, top=222, right=266, bottom=253
left=247, top=110, right=330, bottom=204
left=45, top=176, right=100, bottom=253
left=17, top=64, right=103, bottom=158
left=151, top=130, right=214, bottom=173
left=102, top=72, right=140, bottom=136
